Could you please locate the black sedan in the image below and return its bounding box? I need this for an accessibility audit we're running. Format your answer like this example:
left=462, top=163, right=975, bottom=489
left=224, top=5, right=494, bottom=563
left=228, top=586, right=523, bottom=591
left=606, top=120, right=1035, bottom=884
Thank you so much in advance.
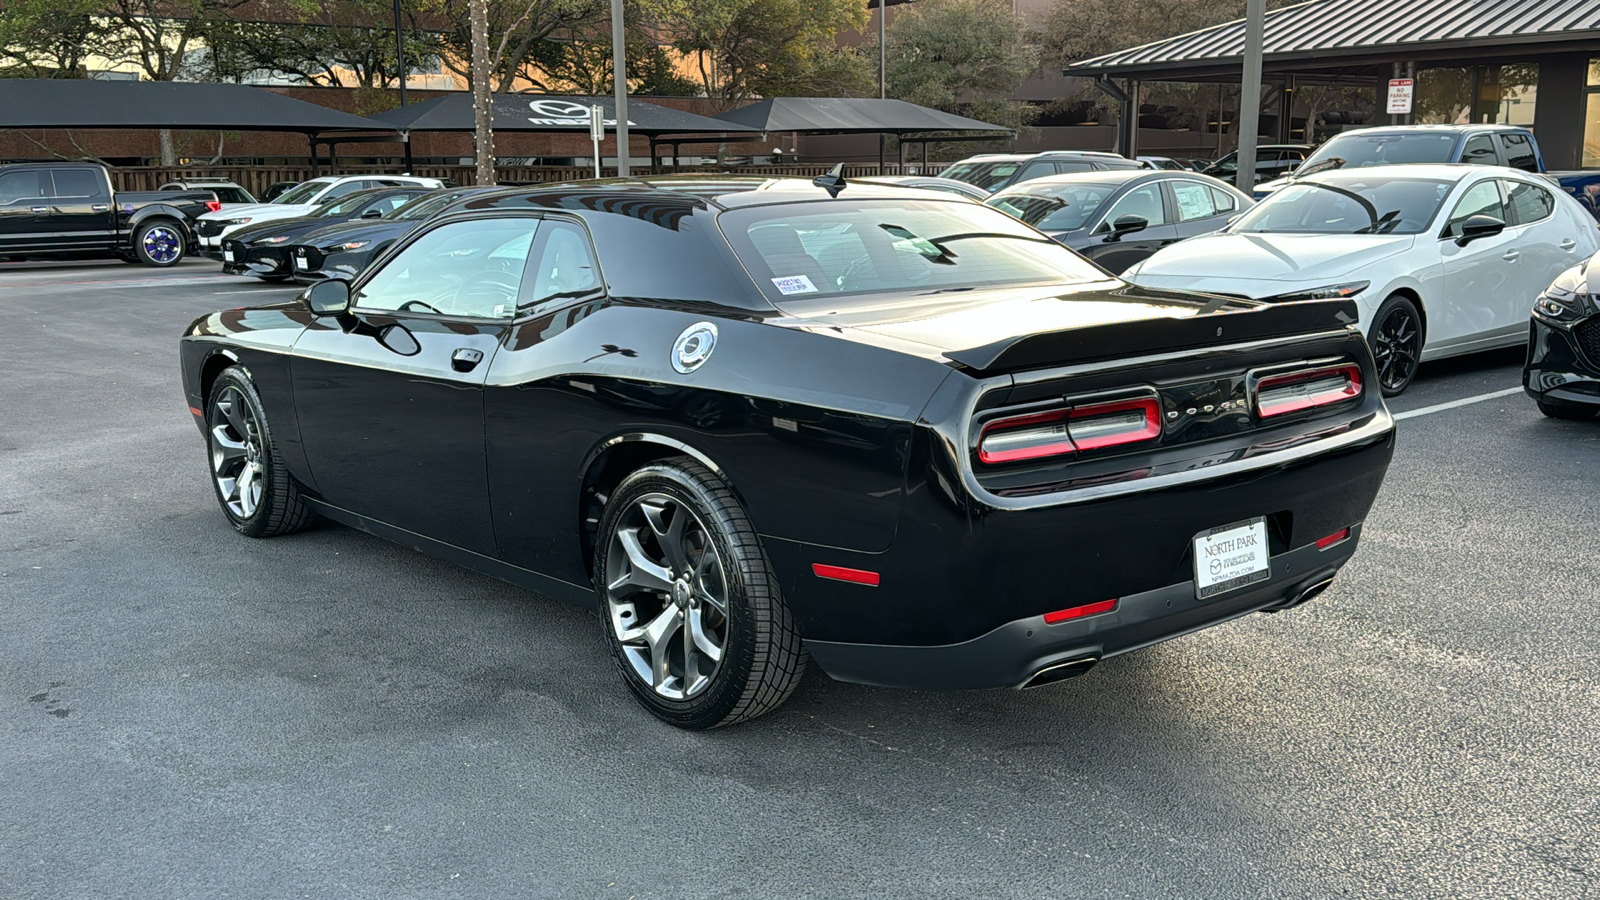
left=179, top=176, right=1395, bottom=728
left=220, top=187, right=431, bottom=281
left=985, top=170, right=1253, bottom=274
left=287, top=185, right=502, bottom=284
left=1524, top=254, right=1600, bottom=420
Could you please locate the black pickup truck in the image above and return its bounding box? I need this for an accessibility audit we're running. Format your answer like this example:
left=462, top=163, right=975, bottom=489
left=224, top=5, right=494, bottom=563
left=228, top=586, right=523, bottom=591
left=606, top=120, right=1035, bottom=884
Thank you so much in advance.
left=0, top=162, right=216, bottom=267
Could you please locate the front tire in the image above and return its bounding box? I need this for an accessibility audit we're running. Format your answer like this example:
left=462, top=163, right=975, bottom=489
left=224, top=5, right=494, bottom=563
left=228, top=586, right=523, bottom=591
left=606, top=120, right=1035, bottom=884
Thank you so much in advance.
left=134, top=220, right=185, bottom=267
left=1369, top=293, right=1423, bottom=396
left=205, top=367, right=315, bottom=537
left=1537, top=399, right=1596, bottom=421
left=595, top=457, right=806, bottom=729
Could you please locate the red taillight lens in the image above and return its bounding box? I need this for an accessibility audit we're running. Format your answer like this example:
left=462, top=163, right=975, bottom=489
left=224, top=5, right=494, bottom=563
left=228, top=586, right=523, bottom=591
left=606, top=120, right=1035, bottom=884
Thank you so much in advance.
left=1255, top=363, right=1362, bottom=418
left=1315, top=527, right=1351, bottom=550
left=1043, top=598, right=1118, bottom=624
left=205, top=200, right=222, bottom=212
left=978, top=395, right=1162, bottom=464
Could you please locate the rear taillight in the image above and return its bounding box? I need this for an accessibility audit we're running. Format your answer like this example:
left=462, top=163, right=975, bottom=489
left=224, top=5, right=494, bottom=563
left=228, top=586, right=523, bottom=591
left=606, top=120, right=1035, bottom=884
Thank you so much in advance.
left=1254, top=363, right=1362, bottom=418
left=978, top=394, right=1161, bottom=464
left=205, top=200, right=222, bottom=213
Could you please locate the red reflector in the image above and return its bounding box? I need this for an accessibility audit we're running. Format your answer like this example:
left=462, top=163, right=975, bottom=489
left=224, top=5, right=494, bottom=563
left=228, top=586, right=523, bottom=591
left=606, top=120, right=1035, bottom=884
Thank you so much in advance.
left=1067, top=396, right=1162, bottom=451
left=188, top=405, right=204, bottom=416
left=1315, top=527, right=1351, bottom=550
left=205, top=200, right=222, bottom=213
left=1256, top=363, right=1362, bottom=418
left=812, top=563, right=880, bottom=586
left=1043, top=598, right=1118, bottom=624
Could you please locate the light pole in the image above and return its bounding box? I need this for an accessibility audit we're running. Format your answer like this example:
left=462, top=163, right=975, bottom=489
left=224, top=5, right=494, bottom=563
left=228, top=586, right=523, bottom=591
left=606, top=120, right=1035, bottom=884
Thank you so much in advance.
left=393, top=0, right=413, bottom=173
left=1235, top=0, right=1264, bottom=191
left=611, top=0, right=630, bottom=176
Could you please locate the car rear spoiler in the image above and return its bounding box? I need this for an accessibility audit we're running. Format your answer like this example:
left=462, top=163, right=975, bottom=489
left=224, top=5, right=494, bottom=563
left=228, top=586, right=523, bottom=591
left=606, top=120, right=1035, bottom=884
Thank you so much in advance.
left=943, top=298, right=1360, bottom=374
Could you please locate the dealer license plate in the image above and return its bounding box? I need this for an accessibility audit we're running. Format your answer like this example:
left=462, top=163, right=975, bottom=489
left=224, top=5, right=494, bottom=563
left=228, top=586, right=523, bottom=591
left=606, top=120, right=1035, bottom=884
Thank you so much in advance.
left=222, top=249, right=234, bottom=262
left=1193, top=517, right=1270, bottom=599
left=295, top=256, right=308, bottom=269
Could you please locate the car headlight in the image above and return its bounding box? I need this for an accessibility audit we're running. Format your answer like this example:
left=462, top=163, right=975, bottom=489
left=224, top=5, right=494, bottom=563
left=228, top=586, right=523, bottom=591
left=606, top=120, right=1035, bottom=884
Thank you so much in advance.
left=329, top=241, right=369, bottom=252
left=225, top=217, right=252, bottom=226
left=1532, top=285, right=1590, bottom=326
left=257, top=235, right=291, bottom=244
left=1265, top=281, right=1369, bottom=302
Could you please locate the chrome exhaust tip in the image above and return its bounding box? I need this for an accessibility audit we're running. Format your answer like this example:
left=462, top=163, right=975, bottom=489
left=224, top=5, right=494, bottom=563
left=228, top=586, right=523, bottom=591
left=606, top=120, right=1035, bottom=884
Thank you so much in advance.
left=1017, top=656, right=1098, bottom=689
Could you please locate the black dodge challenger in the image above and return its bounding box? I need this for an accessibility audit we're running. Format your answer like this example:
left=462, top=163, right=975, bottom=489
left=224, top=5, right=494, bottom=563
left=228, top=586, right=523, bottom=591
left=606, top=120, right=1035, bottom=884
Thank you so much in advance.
left=180, top=176, right=1396, bottom=728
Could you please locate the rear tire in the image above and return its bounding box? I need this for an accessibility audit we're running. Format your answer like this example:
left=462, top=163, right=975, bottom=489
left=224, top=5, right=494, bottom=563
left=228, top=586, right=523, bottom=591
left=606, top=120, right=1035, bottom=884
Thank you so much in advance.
left=1537, top=399, right=1596, bottom=421
left=595, top=456, right=806, bottom=729
left=205, top=366, right=315, bottom=538
left=134, top=220, right=185, bottom=267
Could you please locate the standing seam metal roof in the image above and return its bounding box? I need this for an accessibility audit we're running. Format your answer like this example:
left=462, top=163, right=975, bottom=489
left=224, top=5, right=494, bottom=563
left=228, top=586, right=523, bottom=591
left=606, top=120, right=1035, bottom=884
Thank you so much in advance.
left=1066, top=0, right=1600, bottom=73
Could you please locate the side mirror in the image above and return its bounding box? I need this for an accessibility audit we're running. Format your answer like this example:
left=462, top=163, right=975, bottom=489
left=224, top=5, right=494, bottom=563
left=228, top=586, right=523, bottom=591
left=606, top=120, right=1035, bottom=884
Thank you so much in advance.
left=1105, top=214, right=1148, bottom=241
left=1454, top=214, right=1506, bottom=246
left=361, top=209, right=383, bottom=218
left=304, top=279, right=350, bottom=317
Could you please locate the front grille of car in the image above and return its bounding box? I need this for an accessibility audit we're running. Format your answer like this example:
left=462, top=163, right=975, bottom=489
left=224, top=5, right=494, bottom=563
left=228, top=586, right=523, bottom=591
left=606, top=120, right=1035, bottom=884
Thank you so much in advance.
left=1574, top=316, right=1600, bottom=368
left=196, top=220, right=224, bottom=237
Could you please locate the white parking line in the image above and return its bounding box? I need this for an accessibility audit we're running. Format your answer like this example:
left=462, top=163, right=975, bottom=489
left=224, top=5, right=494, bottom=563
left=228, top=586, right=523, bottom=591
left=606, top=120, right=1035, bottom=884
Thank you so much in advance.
left=1393, top=387, right=1524, bottom=420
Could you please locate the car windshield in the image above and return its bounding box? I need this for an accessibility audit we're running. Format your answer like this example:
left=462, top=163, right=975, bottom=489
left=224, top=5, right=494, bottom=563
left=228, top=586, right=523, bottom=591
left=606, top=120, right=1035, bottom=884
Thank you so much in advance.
left=314, top=191, right=383, bottom=217
left=939, top=162, right=1023, bottom=191
left=720, top=199, right=1111, bottom=305
left=272, top=181, right=330, bottom=205
left=384, top=191, right=465, bottom=220
left=1231, top=177, right=1453, bottom=235
left=1298, top=133, right=1460, bottom=172
left=987, top=183, right=1116, bottom=232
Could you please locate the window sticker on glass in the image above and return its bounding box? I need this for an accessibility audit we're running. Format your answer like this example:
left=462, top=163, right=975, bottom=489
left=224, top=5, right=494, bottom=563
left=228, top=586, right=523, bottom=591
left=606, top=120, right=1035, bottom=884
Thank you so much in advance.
left=772, top=275, right=818, bottom=295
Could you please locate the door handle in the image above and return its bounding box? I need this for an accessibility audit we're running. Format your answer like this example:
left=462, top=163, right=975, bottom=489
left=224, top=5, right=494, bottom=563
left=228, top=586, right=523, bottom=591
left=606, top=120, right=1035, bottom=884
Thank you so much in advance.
left=451, top=348, right=484, bottom=372
left=1502, top=250, right=1520, bottom=261
left=1560, top=238, right=1577, bottom=250
left=92, top=204, right=109, bottom=212
left=30, top=206, right=47, bottom=214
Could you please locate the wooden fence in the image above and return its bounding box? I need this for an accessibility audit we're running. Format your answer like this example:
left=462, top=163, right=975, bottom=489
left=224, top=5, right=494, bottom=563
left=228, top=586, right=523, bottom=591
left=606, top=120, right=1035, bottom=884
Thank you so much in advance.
left=110, top=162, right=917, bottom=195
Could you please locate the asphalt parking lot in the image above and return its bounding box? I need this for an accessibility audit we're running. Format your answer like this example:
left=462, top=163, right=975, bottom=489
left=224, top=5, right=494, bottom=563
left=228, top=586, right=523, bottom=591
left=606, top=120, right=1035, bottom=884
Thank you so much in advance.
left=2, top=259, right=1597, bottom=899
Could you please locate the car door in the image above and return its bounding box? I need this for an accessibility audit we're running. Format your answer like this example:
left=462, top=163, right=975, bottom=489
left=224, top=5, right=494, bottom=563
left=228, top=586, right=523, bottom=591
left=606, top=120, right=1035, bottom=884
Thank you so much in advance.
left=46, top=167, right=115, bottom=249
left=1435, top=177, right=1520, bottom=351
left=0, top=168, right=50, bottom=250
left=1081, top=181, right=1181, bottom=274
left=290, top=215, right=541, bottom=555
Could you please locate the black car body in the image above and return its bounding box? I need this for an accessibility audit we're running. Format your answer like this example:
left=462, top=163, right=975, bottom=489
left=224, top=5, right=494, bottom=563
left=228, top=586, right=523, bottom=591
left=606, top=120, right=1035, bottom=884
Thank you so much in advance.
left=220, top=187, right=431, bottom=281
left=179, top=177, right=1395, bottom=727
left=0, top=162, right=215, bottom=266
left=1201, top=144, right=1314, bottom=185
left=986, top=171, right=1253, bottom=274
left=1524, top=254, right=1600, bottom=420
left=939, top=151, right=1143, bottom=193
left=859, top=175, right=990, bottom=200
left=287, top=186, right=502, bottom=284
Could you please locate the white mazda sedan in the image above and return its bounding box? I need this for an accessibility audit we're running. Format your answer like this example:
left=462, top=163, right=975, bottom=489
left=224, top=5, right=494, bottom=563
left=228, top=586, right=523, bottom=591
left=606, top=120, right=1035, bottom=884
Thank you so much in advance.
left=1123, top=164, right=1600, bottom=394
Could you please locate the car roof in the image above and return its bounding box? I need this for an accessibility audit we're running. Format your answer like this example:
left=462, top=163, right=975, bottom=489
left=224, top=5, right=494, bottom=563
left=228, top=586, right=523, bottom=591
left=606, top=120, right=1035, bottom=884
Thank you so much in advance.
left=956, top=151, right=1130, bottom=163
left=1300, top=163, right=1528, bottom=184
left=1331, top=124, right=1530, bottom=136
left=448, top=175, right=970, bottom=215
left=990, top=169, right=1170, bottom=192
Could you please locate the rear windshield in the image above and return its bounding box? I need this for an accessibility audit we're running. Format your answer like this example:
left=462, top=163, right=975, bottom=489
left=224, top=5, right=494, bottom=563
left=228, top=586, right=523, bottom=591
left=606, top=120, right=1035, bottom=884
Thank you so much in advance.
left=1300, top=133, right=1458, bottom=171
left=1233, top=177, right=1452, bottom=235
left=987, top=183, right=1117, bottom=232
left=719, top=199, right=1110, bottom=305
left=939, top=162, right=1022, bottom=191
left=314, top=190, right=385, bottom=217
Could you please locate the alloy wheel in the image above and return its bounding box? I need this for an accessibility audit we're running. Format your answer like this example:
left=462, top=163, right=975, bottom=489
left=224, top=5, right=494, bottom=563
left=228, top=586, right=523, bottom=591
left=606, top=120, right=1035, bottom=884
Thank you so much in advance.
left=603, top=493, right=729, bottom=701
left=143, top=226, right=181, bottom=264
left=1371, top=304, right=1421, bottom=393
left=209, top=385, right=265, bottom=519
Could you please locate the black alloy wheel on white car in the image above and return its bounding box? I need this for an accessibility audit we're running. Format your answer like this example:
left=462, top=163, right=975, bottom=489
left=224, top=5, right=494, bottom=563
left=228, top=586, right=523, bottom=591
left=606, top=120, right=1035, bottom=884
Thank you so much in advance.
left=595, top=457, right=806, bottom=729
left=1370, top=293, right=1423, bottom=396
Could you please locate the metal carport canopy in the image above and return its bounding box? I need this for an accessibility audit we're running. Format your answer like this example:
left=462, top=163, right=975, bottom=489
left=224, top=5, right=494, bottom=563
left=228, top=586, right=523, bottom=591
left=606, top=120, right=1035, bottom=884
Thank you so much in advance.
left=713, top=98, right=1011, bottom=135
left=1064, top=0, right=1600, bottom=80
left=366, top=93, right=746, bottom=136
left=0, top=79, right=394, bottom=132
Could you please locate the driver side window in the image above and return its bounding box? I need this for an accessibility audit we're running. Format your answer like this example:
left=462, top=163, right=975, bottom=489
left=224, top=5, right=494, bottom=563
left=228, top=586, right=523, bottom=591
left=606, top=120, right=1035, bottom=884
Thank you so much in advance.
left=1095, top=184, right=1168, bottom=232
left=354, top=217, right=539, bottom=318
left=1447, top=181, right=1505, bottom=236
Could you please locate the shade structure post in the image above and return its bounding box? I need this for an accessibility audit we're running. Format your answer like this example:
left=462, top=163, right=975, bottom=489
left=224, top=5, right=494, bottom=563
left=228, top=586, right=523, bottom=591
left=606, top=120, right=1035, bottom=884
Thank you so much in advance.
left=611, top=0, right=630, bottom=177
left=1235, top=0, right=1265, bottom=191
left=469, top=0, right=494, bottom=186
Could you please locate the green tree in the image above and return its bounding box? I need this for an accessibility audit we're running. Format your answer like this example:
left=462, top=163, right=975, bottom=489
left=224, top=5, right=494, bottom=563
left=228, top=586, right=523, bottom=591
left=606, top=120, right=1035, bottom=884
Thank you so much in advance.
left=0, top=0, right=106, bottom=77
left=526, top=33, right=699, bottom=95
left=423, top=0, right=608, bottom=92
left=872, top=0, right=1037, bottom=129
left=640, top=0, right=873, bottom=110
left=203, top=0, right=443, bottom=91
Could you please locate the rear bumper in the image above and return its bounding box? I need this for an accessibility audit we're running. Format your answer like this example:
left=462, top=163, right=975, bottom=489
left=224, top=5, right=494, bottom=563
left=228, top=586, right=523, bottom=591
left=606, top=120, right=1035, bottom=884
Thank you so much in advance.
left=805, top=530, right=1360, bottom=690
left=1524, top=317, right=1600, bottom=407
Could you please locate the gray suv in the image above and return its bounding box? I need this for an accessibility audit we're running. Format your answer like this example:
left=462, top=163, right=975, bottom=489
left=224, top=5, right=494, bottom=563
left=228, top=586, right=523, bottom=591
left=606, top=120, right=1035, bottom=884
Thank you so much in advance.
left=939, top=151, right=1142, bottom=193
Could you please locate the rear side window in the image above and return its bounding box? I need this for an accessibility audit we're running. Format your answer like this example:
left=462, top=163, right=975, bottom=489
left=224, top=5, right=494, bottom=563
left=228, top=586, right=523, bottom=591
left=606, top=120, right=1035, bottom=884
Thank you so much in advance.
left=1210, top=187, right=1239, bottom=213
left=49, top=169, right=105, bottom=198
left=1461, top=134, right=1497, bottom=164
left=1505, top=180, right=1554, bottom=225
left=1056, top=161, right=1096, bottom=173
left=1171, top=180, right=1222, bottom=222
left=318, top=180, right=369, bottom=202
left=1497, top=134, right=1538, bottom=172
left=522, top=220, right=603, bottom=315
left=1018, top=161, right=1057, bottom=182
